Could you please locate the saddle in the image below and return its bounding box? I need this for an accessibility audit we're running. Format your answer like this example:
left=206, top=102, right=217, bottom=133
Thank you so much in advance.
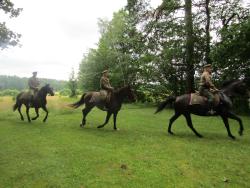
left=89, top=90, right=111, bottom=111
left=189, top=92, right=220, bottom=106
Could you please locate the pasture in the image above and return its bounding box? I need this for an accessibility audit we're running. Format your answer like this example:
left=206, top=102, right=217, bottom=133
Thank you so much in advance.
left=0, top=96, right=250, bottom=188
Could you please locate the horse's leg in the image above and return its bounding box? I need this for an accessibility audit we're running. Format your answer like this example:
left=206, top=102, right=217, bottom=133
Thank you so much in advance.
left=80, top=105, right=94, bottom=127
left=226, top=111, right=244, bottom=136
left=32, top=108, right=39, bottom=120
left=113, top=112, right=118, bottom=130
left=168, top=112, right=181, bottom=135
left=25, top=105, right=31, bottom=122
left=41, top=106, right=49, bottom=122
left=221, top=115, right=235, bottom=139
left=183, top=113, right=203, bottom=138
left=97, top=111, right=112, bottom=129
left=18, top=104, right=24, bottom=121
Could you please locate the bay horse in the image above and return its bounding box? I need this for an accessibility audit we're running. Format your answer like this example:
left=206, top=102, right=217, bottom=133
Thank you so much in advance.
left=70, top=85, right=136, bottom=130
left=13, top=84, right=54, bottom=122
left=155, top=79, right=249, bottom=139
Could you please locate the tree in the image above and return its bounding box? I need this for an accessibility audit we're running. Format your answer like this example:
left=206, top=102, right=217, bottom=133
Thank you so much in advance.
left=78, top=10, right=145, bottom=90
left=211, top=18, right=250, bottom=80
left=0, top=0, right=22, bottom=50
left=68, top=69, right=77, bottom=97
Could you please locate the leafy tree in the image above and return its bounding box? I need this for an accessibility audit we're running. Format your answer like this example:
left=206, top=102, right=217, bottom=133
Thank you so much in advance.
left=79, top=10, right=145, bottom=91
left=68, top=69, right=77, bottom=97
left=211, top=18, right=250, bottom=80
left=0, top=0, right=22, bottom=50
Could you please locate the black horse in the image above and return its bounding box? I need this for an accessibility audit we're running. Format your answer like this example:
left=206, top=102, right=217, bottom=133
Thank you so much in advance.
left=70, top=85, right=136, bottom=130
left=13, top=84, right=54, bottom=122
left=155, top=79, right=249, bottom=139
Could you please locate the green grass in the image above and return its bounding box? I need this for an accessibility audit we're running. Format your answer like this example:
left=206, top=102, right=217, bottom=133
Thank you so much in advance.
left=0, top=96, right=250, bottom=188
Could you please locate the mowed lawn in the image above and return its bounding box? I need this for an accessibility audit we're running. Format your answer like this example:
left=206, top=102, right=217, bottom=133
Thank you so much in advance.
left=0, top=96, right=250, bottom=188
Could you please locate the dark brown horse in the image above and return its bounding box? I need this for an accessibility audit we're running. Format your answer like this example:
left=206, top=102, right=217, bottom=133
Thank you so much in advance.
left=70, top=85, right=136, bottom=130
left=13, top=84, right=54, bottom=122
left=155, top=79, right=250, bottom=139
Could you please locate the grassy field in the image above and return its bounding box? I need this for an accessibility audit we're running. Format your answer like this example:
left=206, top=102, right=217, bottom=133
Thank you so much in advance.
left=0, top=96, right=250, bottom=188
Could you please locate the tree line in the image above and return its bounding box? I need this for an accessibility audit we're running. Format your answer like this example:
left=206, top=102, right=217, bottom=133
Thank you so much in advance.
left=0, top=75, right=67, bottom=91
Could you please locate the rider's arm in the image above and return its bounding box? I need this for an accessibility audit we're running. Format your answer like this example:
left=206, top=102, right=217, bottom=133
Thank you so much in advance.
left=28, top=78, right=39, bottom=90
left=101, top=78, right=114, bottom=91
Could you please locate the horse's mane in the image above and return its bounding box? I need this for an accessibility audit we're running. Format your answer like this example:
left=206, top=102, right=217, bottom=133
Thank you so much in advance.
left=114, top=86, right=129, bottom=94
left=221, top=79, right=239, bottom=88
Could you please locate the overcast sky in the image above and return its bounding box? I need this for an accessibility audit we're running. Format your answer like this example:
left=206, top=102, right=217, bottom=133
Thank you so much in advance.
left=0, top=0, right=162, bottom=80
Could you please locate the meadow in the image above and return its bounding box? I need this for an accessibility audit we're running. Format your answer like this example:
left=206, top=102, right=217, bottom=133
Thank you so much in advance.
left=0, top=96, right=250, bottom=188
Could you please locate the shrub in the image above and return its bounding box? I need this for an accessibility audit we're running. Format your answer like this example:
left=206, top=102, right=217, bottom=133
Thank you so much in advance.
left=59, top=88, right=71, bottom=96
left=0, top=89, right=19, bottom=97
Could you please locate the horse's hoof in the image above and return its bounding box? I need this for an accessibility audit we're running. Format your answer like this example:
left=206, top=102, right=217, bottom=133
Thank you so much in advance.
left=230, top=135, right=236, bottom=140
left=21, top=118, right=24, bottom=121
left=197, top=134, right=203, bottom=138
left=239, top=131, right=243, bottom=136
left=168, top=131, right=174, bottom=135
left=97, top=125, right=103, bottom=129
left=114, top=128, right=120, bottom=131
left=43, top=120, right=46, bottom=123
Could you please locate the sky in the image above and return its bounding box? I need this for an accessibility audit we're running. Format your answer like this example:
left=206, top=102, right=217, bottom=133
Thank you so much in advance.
left=0, top=0, right=162, bottom=80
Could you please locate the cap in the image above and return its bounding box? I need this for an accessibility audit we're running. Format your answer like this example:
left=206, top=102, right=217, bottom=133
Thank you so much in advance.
left=102, top=70, right=108, bottom=74
left=203, top=64, right=212, bottom=68
left=32, top=71, right=37, bottom=74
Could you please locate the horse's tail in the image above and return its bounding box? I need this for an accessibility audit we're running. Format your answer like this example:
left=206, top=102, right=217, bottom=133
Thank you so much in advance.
left=13, top=92, right=22, bottom=111
left=13, top=103, right=18, bottom=111
left=69, top=93, right=86, bottom=108
left=155, top=96, right=176, bottom=114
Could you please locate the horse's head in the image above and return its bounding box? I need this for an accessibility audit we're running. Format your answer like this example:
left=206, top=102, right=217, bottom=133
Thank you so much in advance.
left=121, top=85, right=136, bottom=102
left=43, top=84, right=55, bottom=96
left=222, top=79, right=249, bottom=98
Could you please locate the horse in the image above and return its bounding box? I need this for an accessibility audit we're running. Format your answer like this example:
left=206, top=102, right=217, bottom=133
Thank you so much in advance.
left=13, top=84, right=54, bottom=122
left=155, top=79, right=250, bottom=139
left=70, top=85, right=136, bottom=130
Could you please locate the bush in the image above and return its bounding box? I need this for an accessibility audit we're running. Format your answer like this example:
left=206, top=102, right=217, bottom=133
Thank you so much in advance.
left=135, top=85, right=170, bottom=103
left=0, top=89, right=19, bottom=97
left=59, top=88, right=71, bottom=96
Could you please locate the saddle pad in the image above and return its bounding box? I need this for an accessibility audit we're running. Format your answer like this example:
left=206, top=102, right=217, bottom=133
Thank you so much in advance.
left=189, top=93, right=206, bottom=105
left=189, top=93, right=220, bottom=106
left=89, top=90, right=107, bottom=103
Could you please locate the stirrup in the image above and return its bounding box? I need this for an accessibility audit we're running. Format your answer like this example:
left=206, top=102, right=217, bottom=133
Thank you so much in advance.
left=207, top=109, right=216, bottom=115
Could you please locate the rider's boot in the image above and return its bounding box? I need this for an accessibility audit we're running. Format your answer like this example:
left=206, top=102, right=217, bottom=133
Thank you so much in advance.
left=207, top=102, right=216, bottom=115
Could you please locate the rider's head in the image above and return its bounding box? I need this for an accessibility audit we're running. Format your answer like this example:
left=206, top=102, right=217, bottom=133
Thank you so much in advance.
left=203, top=64, right=212, bottom=74
left=102, top=70, right=109, bottom=77
left=32, top=71, right=37, bottom=77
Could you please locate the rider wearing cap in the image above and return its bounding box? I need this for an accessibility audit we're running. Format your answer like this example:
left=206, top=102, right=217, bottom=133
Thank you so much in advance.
left=199, top=64, right=218, bottom=115
left=100, top=69, right=114, bottom=105
left=28, top=71, right=40, bottom=103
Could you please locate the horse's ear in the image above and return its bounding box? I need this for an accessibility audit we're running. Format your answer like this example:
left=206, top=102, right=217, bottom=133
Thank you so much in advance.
left=244, top=77, right=250, bottom=85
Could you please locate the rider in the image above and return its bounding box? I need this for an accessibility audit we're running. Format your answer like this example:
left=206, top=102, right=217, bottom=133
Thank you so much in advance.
left=100, top=69, right=114, bottom=107
left=199, top=64, right=218, bottom=115
left=28, top=71, right=40, bottom=104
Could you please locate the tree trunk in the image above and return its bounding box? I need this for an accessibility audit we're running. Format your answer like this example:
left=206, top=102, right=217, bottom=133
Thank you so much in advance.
left=185, top=0, right=195, bottom=93
left=205, top=0, right=211, bottom=65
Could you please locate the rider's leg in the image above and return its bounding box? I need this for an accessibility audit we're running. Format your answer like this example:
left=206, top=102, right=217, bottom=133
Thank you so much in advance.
left=200, top=87, right=215, bottom=115
left=207, top=91, right=216, bottom=115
